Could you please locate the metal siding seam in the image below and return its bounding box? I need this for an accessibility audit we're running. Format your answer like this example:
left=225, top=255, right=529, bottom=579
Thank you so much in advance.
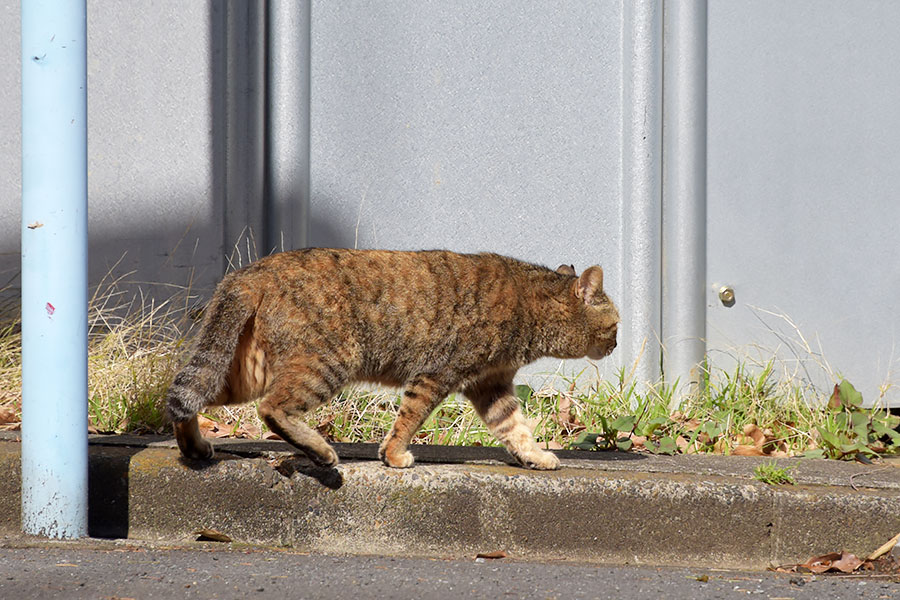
left=620, top=0, right=663, bottom=390
left=266, top=0, right=311, bottom=252
left=662, top=0, right=708, bottom=404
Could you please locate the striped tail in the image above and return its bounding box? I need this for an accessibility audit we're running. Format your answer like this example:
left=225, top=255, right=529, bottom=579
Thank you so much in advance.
left=165, top=283, right=255, bottom=423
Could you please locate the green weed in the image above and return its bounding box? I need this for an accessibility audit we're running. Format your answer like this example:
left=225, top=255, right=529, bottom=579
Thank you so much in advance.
left=753, top=461, right=796, bottom=485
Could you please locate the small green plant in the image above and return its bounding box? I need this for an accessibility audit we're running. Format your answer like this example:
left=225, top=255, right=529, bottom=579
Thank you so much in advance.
left=807, top=379, right=900, bottom=460
left=570, top=414, right=637, bottom=452
left=753, top=461, right=796, bottom=485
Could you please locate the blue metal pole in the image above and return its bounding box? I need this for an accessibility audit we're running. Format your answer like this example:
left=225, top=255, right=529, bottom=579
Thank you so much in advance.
left=20, top=0, right=89, bottom=538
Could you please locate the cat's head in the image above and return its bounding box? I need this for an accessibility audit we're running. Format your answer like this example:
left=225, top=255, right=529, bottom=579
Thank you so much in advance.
left=560, top=264, right=619, bottom=360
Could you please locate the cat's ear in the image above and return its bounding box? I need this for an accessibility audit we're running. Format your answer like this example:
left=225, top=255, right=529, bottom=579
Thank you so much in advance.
left=556, top=264, right=576, bottom=276
left=575, top=266, right=604, bottom=304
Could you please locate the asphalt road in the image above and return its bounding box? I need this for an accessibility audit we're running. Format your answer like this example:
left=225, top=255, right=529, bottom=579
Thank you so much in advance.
left=0, top=545, right=896, bottom=600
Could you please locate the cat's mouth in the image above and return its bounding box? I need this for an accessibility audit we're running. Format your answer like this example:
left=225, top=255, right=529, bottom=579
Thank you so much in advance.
left=587, top=345, right=614, bottom=360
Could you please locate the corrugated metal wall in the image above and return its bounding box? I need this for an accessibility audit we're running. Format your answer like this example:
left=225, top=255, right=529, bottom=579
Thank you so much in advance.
left=706, top=0, right=900, bottom=405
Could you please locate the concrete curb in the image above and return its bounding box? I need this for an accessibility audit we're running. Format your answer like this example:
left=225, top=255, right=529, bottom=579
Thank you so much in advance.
left=1, top=433, right=898, bottom=569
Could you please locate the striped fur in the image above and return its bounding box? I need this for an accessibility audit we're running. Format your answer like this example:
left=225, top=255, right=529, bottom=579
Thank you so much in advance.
left=164, top=249, right=619, bottom=469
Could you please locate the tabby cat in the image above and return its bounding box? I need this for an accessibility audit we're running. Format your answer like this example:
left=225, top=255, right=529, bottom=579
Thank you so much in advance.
left=165, top=249, right=619, bottom=470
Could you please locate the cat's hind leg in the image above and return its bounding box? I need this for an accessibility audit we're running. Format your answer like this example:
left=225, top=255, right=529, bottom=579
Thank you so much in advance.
left=464, top=375, right=560, bottom=470
left=380, top=375, right=448, bottom=468
left=257, top=359, right=345, bottom=468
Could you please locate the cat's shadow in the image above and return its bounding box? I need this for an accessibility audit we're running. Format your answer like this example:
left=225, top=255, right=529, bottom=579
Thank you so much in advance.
left=270, top=456, right=344, bottom=489
left=177, top=451, right=343, bottom=490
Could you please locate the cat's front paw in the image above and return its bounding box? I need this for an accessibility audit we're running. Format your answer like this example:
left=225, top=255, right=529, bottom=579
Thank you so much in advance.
left=379, top=440, right=415, bottom=468
left=384, top=450, right=415, bottom=468
left=520, top=450, right=560, bottom=470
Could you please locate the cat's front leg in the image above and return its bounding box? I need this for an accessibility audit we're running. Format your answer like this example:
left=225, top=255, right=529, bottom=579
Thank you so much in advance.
left=465, top=377, right=560, bottom=470
left=380, top=375, right=446, bottom=468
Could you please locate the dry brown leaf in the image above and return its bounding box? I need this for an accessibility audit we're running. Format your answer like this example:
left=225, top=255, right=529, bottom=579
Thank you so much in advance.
left=197, top=415, right=219, bottom=433
left=828, top=383, right=842, bottom=410
left=231, top=422, right=261, bottom=439
left=194, top=528, right=232, bottom=543
left=830, top=552, right=864, bottom=573
left=544, top=441, right=564, bottom=450
left=682, top=418, right=702, bottom=432
left=732, top=444, right=766, bottom=457
left=798, top=551, right=863, bottom=574
left=675, top=436, right=689, bottom=451
left=0, top=406, right=17, bottom=425
left=476, top=550, right=507, bottom=559
left=743, top=424, right=765, bottom=446
left=264, top=431, right=282, bottom=441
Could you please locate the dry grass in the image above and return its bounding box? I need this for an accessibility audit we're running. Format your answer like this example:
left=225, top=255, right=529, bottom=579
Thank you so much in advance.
left=0, top=267, right=198, bottom=434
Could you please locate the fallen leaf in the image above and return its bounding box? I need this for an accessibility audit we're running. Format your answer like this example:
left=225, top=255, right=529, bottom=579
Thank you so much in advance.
left=798, top=551, right=862, bottom=574
left=828, top=384, right=842, bottom=410
left=264, top=432, right=282, bottom=441
left=830, top=552, right=864, bottom=573
left=194, top=528, right=232, bottom=543
left=197, top=415, right=219, bottom=434
left=543, top=441, right=564, bottom=450
left=236, top=422, right=261, bottom=439
left=628, top=434, right=647, bottom=449
left=316, top=414, right=335, bottom=439
left=732, top=445, right=765, bottom=457
left=0, top=406, right=19, bottom=425
left=683, top=418, right=702, bottom=432
left=475, top=550, right=507, bottom=559
left=743, top=424, right=765, bottom=445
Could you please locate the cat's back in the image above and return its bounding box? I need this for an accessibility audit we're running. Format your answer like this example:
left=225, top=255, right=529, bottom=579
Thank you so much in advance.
left=231, top=249, right=545, bottom=337
left=241, top=248, right=532, bottom=301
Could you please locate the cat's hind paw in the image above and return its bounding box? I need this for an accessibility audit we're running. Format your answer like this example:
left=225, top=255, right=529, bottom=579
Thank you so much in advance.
left=309, top=445, right=340, bottom=468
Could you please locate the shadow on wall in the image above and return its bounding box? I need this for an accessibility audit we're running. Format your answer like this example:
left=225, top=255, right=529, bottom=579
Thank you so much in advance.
left=0, top=205, right=359, bottom=325
left=0, top=212, right=223, bottom=322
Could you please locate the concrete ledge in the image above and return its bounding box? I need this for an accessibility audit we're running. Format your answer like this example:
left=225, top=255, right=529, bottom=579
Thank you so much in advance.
left=1, top=433, right=898, bottom=569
